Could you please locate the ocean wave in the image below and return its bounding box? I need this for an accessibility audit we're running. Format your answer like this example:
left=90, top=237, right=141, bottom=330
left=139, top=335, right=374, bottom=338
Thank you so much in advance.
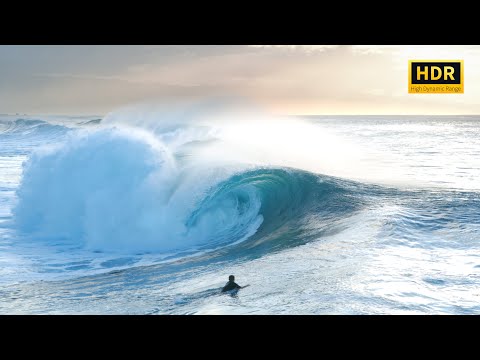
left=0, top=118, right=66, bottom=134
left=12, top=125, right=362, bottom=255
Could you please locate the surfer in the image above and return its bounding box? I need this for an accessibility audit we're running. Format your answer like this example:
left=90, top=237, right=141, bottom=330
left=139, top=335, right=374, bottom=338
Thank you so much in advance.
left=221, top=275, right=249, bottom=293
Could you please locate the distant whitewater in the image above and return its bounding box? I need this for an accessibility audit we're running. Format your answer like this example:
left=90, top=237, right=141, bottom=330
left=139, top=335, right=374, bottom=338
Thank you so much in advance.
left=0, top=105, right=479, bottom=314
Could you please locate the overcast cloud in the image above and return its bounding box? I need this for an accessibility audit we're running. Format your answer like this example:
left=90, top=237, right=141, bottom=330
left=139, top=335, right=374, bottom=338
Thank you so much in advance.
left=0, top=45, right=478, bottom=115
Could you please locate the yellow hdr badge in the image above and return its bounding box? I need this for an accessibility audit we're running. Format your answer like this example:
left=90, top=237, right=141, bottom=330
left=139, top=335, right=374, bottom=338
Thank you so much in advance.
left=408, top=60, right=464, bottom=94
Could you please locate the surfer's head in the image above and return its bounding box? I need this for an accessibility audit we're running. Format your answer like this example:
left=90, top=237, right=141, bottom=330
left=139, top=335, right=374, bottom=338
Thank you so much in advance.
left=229, top=275, right=235, bottom=281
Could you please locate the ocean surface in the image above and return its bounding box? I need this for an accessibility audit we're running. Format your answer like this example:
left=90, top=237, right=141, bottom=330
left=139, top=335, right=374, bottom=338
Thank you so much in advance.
left=0, top=108, right=479, bottom=314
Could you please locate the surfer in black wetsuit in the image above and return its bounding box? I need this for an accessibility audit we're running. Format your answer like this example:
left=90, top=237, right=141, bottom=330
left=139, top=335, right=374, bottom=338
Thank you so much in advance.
left=221, top=275, right=248, bottom=292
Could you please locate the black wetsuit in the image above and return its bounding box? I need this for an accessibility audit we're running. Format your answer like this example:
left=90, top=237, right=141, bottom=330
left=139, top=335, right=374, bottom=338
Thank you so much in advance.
left=222, top=280, right=241, bottom=292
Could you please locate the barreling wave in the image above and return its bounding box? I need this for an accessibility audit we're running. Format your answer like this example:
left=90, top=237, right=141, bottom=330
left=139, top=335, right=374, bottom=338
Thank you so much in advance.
left=187, top=169, right=361, bottom=256
left=13, top=125, right=362, bottom=256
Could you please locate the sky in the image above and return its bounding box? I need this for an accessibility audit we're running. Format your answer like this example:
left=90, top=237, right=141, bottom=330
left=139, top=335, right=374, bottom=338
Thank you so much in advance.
left=1, top=45, right=479, bottom=115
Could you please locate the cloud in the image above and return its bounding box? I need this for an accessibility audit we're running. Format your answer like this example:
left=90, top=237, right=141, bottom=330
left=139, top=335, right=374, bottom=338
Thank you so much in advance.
left=2, top=45, right=480, bottom=115
left=249, top=45, right=339, bottom=53
left=363, top=88, right=386, bottom=96
left=350, top=45, right=399, bottom=54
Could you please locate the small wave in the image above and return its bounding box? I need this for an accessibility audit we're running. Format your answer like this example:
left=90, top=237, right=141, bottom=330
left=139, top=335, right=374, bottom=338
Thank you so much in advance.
left=0, top=118, right=69, bottom=137
left=77, top=119, right=102, bottom=126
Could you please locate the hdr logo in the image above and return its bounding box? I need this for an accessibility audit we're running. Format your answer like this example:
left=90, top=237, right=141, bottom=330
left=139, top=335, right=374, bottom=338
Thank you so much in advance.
left=408, top=60, right=464, bottom=94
